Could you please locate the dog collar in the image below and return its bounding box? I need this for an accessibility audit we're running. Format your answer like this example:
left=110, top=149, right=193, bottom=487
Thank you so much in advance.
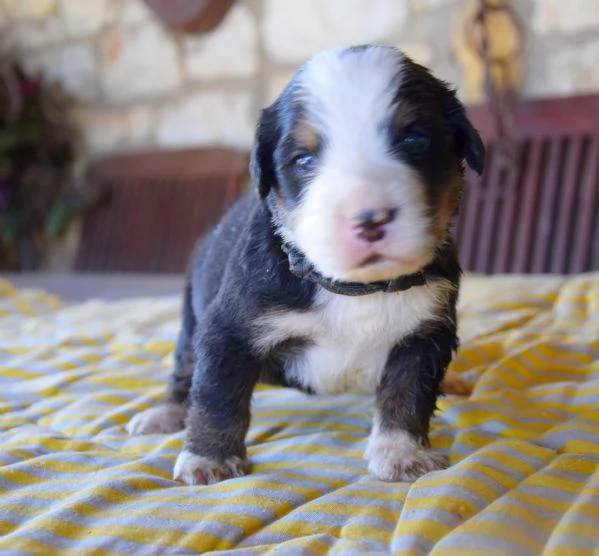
left=280, top=242, right=426, bottom=296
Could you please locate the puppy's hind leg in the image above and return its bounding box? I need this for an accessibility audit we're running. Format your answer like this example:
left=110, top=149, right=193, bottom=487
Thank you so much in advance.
left=127, top=282, right=195, bottom=436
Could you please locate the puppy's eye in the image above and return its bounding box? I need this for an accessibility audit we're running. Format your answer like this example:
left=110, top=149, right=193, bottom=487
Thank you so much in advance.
left=293, top=153, right=315, bottom=172
left=399, top=130, right=431, bottom=153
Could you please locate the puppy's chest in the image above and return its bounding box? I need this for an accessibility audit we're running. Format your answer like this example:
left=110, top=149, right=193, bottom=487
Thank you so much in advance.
left=254, top=286, right=443, bottom=395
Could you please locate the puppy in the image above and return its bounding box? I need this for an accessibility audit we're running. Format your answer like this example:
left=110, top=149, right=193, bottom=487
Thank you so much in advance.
left=127, top=45, right=484, bottom=485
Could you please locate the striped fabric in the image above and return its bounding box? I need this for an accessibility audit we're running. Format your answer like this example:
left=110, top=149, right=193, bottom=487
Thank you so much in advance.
left=0, top=273, right=598, bottom=555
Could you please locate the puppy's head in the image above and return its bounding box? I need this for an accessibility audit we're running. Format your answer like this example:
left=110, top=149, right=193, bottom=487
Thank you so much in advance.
left=250, top=45, right=484, bottom=283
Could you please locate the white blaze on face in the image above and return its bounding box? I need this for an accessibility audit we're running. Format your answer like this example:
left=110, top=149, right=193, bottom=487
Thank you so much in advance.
left=291, top=47, right=434, bottom=283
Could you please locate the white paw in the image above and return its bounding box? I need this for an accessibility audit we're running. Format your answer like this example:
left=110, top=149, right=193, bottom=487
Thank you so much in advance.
left=173, top=451, right=249, bottom=486
left=126, top=404, right=187, bottom=436
left=365, top=429, right=447, bottom=482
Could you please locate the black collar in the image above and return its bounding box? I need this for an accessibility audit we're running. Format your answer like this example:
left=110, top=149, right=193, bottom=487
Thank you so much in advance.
left=280, top=241, right=426, bottom=297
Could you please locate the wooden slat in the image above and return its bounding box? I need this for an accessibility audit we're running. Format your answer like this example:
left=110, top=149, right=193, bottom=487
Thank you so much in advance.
left=553, top=137, right=584, bottom=273
left=493, top=142, right=528, bottom=273
left=458, top=146, right=492, bottom=269
left=529, top=138, right=563, bottom=274
left=128, top=180, right=154, bottom=271
left=571, top=136, right=599, bottom=273
left=512, top=139, right=543, bottom=273
left=474, top=148, right=504, bottom=273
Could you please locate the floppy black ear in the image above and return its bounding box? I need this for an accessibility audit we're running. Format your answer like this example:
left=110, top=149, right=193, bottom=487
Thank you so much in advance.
left=445, top=92, right=485, bottom=176
left=249, top=106, right=280, bottom=199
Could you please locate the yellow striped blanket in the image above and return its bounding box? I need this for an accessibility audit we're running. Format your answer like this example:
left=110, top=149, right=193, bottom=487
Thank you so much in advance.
left=0, top=273, right=598, bottom=555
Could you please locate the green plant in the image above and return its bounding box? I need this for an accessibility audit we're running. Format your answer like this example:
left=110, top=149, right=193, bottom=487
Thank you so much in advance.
left=0, top=49, right=96, bottom=270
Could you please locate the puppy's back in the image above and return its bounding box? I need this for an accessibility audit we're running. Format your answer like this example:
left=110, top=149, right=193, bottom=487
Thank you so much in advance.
left=188, top=191, right=260, bottom=314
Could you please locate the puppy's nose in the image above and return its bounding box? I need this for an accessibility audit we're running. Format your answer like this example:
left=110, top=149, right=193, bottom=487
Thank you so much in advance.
left=352, top=208, right=397, bottom=243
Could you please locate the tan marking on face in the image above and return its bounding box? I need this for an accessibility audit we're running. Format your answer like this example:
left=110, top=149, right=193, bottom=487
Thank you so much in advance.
left=274, top=187, right=292, bottom=225
left=294, top=121, right=320, bottom=152
left=393, top=101, right=419, bottom=130
left=431, top=173, right=462, bottom=243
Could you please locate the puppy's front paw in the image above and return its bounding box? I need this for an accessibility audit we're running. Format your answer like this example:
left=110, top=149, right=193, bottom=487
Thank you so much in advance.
left=173, top=451, right=249, bottom=486
left=365, top=429, right=447, bottom=482
left=126, top=404, right=186, bottom=436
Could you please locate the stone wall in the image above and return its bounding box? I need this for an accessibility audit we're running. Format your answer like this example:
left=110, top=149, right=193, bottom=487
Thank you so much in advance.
left=1, top=0, right=599, bottom=158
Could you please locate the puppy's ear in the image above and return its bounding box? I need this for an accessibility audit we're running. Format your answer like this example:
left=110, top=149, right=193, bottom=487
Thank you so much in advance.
left=249, top=106, right=279, bottom=199
left=445, top=91, right=485, bottom=176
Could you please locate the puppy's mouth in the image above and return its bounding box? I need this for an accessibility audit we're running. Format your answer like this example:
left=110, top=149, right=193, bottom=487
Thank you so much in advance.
left=345, top=251, right=428, bottom=283
left=358, top=254, right=385, bottom=267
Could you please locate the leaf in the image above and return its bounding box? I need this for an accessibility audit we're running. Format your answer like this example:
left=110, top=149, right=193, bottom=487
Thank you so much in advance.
left=44, top=199, right=85, bottom=238
left=0, top=213, right=25, bottom=245
left=0, top=126, right=41, bottom=152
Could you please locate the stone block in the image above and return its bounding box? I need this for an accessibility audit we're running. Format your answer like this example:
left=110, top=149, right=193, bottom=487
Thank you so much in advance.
left=184, top=3, right=257, bottom=80
left=119, top=0, right=153, bottom=26
left=60, top=0, right=117, bottom=38
left=411, top=0, right=455, bottom=12
left=8, top=17, right=64, bottom=51
left=545, top=39, right=599, bottom=96
left=0, top=0, right=58, bottom=22
left=24, top=41, right=98, bottom=102
left=74, top=106, right=154, bottom=153
left=262, top=0, right=408, bottom=63
left=532, top=0, right=599, bottom=34
left=155, top=90, right=255, bottom=150
left=99, top=20, right=182, bottom=103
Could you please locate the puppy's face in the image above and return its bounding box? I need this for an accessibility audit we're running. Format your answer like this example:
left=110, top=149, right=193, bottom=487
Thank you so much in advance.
left=251, top=46, right=484, bottom=283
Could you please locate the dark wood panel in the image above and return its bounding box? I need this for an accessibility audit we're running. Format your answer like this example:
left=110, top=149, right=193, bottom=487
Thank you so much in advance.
left=553, top=137, right=583, bottom=273
left=457, top=154, right=491, bottom=270
left=492, top=143, right=527, bottom=273
left=75, top=148, right=249, bottom=273
left=459, top=94, right=599, bottom=274
left=474, top=146, right=503, bottom=273
left=572, top=137, right=599, bottom=273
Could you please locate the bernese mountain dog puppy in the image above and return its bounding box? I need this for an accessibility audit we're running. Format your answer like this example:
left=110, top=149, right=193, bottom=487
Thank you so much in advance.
left=127, top=45, right=485, bottom=485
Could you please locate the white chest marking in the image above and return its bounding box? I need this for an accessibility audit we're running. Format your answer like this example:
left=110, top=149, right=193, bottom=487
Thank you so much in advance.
left=253, top=282, right=449, bottom=395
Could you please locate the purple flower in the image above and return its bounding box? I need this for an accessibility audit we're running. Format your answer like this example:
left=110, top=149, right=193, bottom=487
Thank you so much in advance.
left=21, top=76, right=41, bottom=98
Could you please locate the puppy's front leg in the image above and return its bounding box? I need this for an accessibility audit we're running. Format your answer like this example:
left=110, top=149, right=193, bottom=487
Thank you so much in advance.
left=366, top=322, right=457, bottom=482
left=173, top=316, right=260, bottom=486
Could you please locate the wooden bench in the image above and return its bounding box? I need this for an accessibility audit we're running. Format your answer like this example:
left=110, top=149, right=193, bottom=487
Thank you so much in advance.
left=462, top=94, right=599, bottom=274
left=75, top=148, right=249, bottom=273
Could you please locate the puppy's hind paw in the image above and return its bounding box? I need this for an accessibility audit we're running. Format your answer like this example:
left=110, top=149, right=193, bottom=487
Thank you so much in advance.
left=173, top=451, right=249, bottom=486
left=441, top=372, right=472, bottom=396
left=126, top=404, right=186, bottom=436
